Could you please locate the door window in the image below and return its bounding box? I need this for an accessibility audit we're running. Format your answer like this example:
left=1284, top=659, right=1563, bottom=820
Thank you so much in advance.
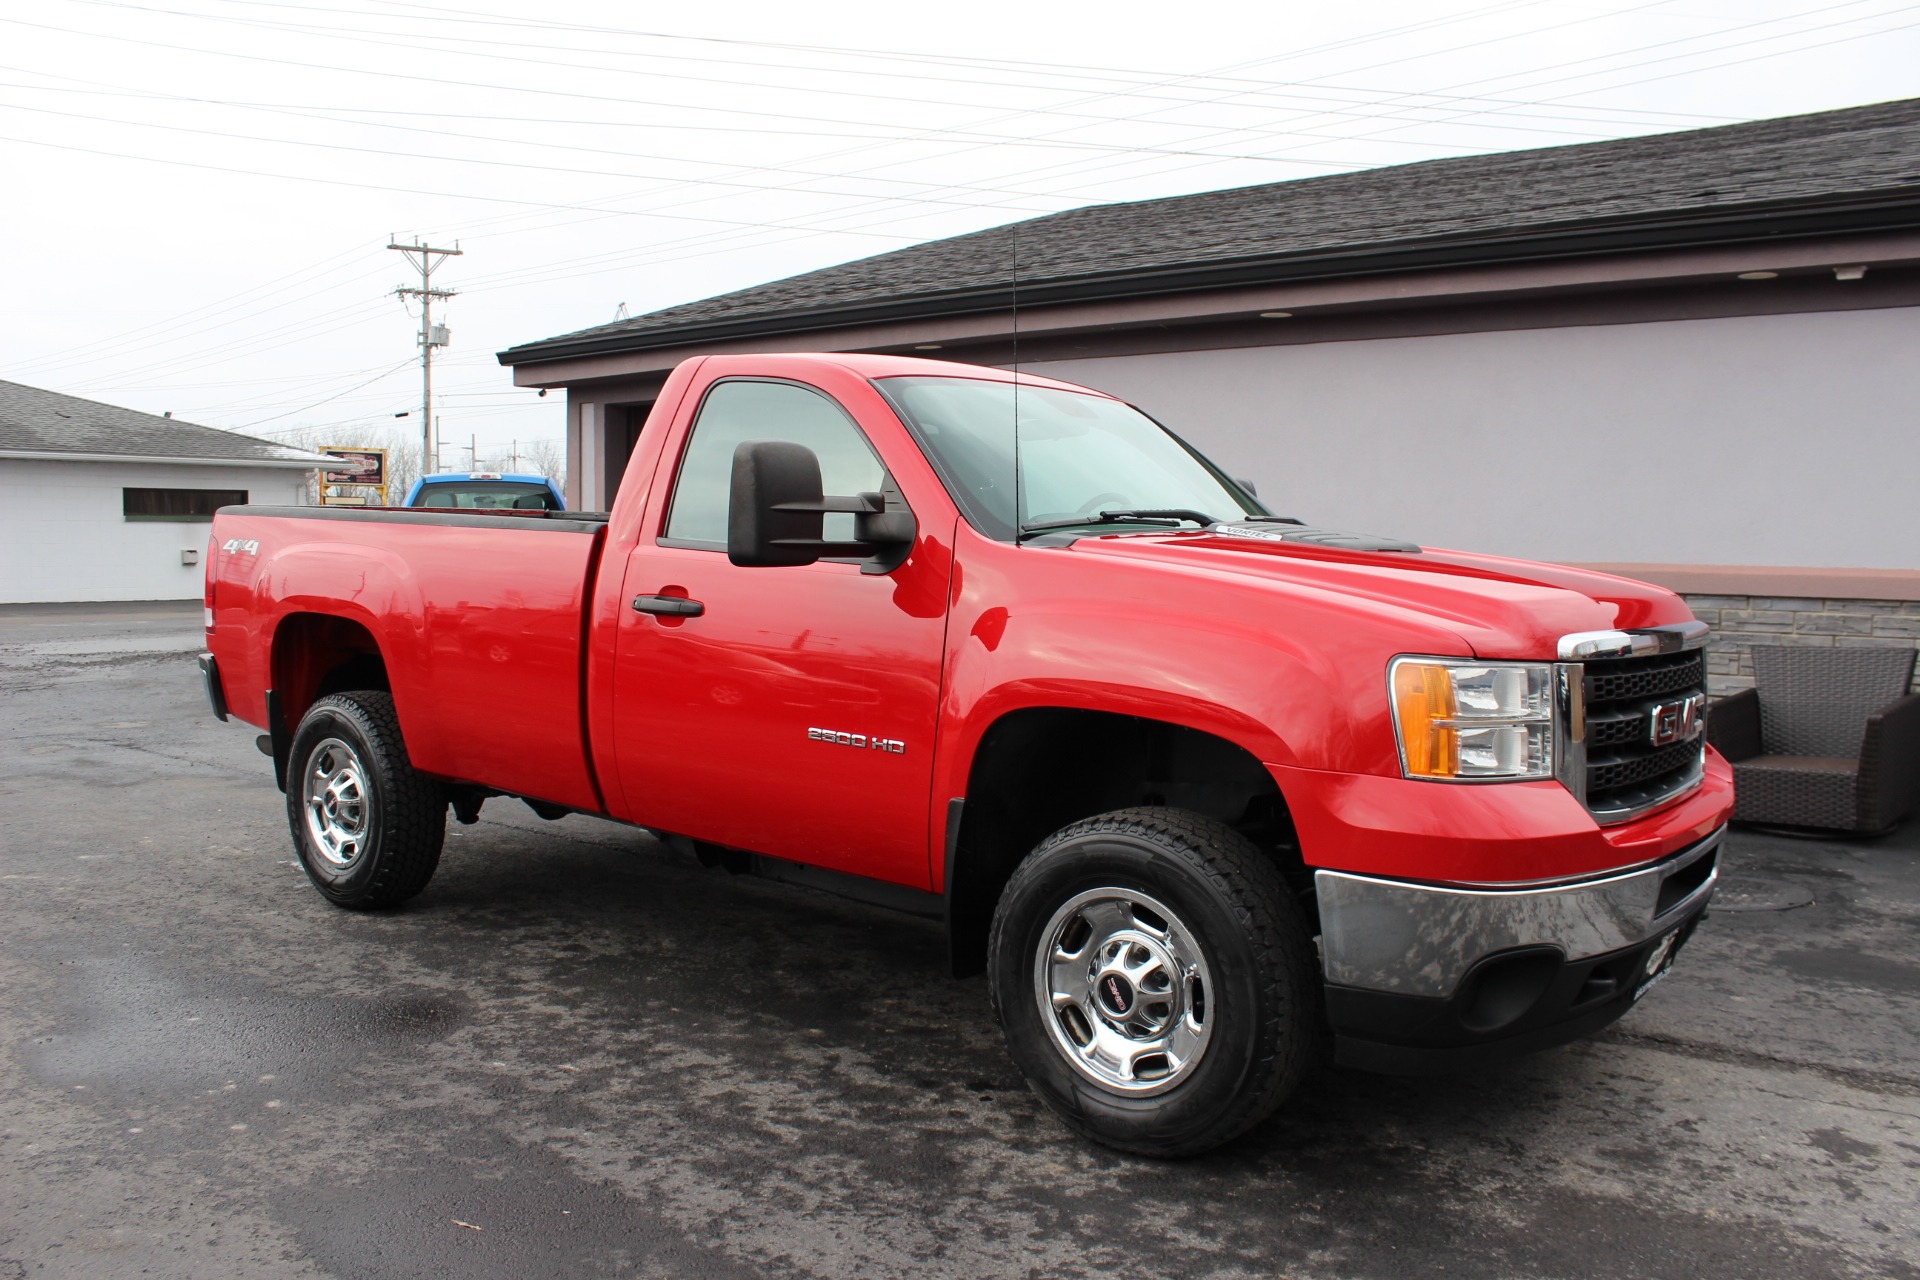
left=664, top=379, right=887, bottom=547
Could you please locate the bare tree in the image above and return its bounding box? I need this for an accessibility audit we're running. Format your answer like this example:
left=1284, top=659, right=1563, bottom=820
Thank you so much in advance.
left=522, top=437, right=567, bottom=490
left=382, top=436, right=423, bottom=498
left=278, top=424, right=422, bottom=505
left=269, top=423, right=559, bottom=505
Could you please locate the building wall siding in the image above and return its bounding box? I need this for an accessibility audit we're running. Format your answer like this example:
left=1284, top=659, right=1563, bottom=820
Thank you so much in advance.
left=1018, top=305, right=1920, bottom=572
left=0, top=459, right=309, bottom=603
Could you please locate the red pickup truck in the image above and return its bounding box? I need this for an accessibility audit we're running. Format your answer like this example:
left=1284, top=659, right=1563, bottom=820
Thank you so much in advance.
left=199, top=352, right=1730, bottom=1156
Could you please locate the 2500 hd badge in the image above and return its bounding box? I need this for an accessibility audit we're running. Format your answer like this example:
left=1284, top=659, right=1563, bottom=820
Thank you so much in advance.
left=807, top=726, right=907, bottom=754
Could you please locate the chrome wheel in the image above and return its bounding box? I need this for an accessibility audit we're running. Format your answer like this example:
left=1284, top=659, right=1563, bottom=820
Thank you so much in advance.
left=1033, top=887, right=1214, bottom=1097
left=302, top=737, right=371, bottom=869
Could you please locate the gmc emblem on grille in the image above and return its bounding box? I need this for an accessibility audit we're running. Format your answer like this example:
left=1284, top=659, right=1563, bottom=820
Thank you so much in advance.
left=1648, top=693, right=1706, bottom=747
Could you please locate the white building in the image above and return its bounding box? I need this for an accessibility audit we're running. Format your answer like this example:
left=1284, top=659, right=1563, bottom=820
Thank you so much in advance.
left=0, top=380, right=332, bottom=603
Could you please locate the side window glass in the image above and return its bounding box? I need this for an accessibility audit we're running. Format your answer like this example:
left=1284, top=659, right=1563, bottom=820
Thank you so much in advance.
left=665, top=380, right=887, bottom=546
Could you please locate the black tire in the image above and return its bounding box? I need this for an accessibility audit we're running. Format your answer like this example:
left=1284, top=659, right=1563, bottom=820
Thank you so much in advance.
left=284, top=691, right=445, bottom=909
left=987, top=806, right=1319, bottom=1157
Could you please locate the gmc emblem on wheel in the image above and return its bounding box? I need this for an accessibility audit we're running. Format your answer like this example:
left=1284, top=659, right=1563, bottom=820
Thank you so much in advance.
left=807, top=727, right=906, bottom=755
left=1648, top=693, right=1707, bottom=748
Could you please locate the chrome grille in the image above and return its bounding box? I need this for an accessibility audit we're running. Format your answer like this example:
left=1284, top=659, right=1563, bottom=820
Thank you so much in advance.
left=1587, top=736, right=1705, bottom=794
left=1586, top=652, right=1705, bottom=703
left=1576, top=649, right=1707, bottom=822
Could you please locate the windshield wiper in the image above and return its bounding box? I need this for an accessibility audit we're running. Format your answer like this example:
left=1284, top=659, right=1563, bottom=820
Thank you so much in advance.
left=1017, top=509, right=1219, bottom=540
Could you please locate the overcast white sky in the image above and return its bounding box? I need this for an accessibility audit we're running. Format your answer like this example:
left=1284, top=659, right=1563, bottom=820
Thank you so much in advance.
left=3, top=0, right=1917, bottom=468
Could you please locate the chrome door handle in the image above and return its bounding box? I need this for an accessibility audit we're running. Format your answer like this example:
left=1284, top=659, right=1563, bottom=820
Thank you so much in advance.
left=631, top=594, right=705, bottom=618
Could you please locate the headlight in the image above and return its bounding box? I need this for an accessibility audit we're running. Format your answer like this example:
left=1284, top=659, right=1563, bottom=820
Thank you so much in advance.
left=1390, top=658, right=1555, bottom=780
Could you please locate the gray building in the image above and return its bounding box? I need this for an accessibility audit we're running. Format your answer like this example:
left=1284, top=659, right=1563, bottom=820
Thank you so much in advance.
left=499, top=98, right=1920, bottom=691
left=0, top=381, right=331, bottom=603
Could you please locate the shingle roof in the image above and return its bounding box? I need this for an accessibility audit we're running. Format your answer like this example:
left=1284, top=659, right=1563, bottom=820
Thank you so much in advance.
left=504, top=96, right=1920, bottom=364
left=0, top=380, right=333, bottom=465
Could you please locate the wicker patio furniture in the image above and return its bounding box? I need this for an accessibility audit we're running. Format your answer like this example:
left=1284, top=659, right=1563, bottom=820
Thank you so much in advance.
left=1707, top=644, right=1920, bottom=835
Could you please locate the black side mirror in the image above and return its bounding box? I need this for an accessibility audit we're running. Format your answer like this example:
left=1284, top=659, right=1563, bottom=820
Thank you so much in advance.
left=728, top=441, right=916, bottom=572
left=728, top=440, right=825, bottom=567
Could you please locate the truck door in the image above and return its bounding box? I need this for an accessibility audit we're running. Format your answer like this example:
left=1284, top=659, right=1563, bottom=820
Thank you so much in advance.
left=610, top=375, right=951, bottom=889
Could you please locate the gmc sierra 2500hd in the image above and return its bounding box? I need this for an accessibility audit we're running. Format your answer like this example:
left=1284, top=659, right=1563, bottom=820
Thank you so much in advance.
left=199, top=352, right=1730, bottom=1156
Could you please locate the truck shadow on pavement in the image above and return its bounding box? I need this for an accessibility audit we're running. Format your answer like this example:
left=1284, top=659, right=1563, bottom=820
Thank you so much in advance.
left=219, top=809, right=1899, bottom=1280
left=9, top=762, right=1914, bottom=1279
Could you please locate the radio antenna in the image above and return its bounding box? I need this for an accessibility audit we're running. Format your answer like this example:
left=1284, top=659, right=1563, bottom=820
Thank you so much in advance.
left=1011, top=219, right=1022, bottom=539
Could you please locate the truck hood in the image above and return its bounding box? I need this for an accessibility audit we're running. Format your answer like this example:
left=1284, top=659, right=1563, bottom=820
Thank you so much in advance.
left=1063, top=523, right=1693, bottom=659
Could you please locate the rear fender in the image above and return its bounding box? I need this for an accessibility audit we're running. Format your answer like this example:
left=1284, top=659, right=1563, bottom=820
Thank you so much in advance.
left=263, top=542, right=426, bottom=752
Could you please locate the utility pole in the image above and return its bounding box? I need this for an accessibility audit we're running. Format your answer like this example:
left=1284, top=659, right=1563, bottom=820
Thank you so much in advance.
left=388, top=238, right=462, bottom=477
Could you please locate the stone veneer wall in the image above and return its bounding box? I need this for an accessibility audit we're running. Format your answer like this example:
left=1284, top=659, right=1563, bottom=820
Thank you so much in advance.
left=1680, top=595, right=1920, bottom=697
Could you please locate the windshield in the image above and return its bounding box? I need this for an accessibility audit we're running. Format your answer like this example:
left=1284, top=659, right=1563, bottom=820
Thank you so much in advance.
left=875, top=376, right=1263, bottom=540
left=411, top=481, right=559, bottom=510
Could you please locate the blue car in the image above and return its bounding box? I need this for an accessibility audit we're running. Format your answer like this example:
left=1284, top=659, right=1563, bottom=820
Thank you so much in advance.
left=402, top=472, right=566, bottom=511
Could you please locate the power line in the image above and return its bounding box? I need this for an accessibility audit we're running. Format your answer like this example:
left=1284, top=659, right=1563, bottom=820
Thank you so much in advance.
left=0, top=101, right=1089, bottom=214
left=336, top=9, right=1586, bottom=281
left=827, top=0, right=1689, bottom=219
left=239, top=356, right=414, bottom=428
left=483, top=1, right=1920, bottom=303
left=0, top=76, right=1382, bottom=162
left=5, top=242, right=381, bottom=378
left=0, top=73, right=1617, bottom=180
left=1, top=0, right=1736, bottom=333
left=12, top=0, right=1908, bottom=432
left=0, top=10, right=1389, bottom=149
left=283, top=0, right=1717, bottom=133
left=0, top=22, right=1617, bottom=192
left=4, top=0, right=1749, bottom=222
left=81, top=360, right=414, bottom=406
left=55, top=0, right=1736, bottom=131
left=1254, top=0, right=1920, bottom=159
left=38, top=296, right=395, bottom=387
left=885, top=0, right=1918, bottom=212
left=463, top=5, right=1693, bottom=278
left=0, top=130, right=941, bottom=239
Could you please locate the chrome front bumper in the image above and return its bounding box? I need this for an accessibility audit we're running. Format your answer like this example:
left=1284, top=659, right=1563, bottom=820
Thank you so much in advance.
left=1315, top=827, right=1722, bottom=999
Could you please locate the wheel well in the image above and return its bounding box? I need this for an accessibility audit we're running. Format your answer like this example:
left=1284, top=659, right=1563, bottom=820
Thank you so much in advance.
left=946, top=708, right=1303, bottom=977
left=271, top=613, right=389, bottom=740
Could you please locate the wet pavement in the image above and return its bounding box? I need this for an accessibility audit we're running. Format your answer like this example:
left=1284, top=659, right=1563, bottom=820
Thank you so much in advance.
left=2, top=601, right=1917, bottom=1279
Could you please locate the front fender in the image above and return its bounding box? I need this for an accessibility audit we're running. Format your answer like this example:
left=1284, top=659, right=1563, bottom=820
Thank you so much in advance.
left=928, top=531, right=1471, bottom=865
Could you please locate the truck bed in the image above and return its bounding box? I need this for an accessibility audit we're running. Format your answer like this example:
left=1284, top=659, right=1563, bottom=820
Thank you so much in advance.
left=206, top=505, right=609, bottom=812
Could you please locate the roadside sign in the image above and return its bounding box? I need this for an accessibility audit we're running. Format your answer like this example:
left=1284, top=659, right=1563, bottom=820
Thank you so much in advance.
left=319, top=447, right=390, bottom=506
left=321, top=447, right=387, bottom=487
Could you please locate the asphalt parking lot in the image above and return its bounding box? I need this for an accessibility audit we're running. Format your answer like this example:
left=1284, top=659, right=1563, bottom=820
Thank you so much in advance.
left=2, top=602, right=1917, bottom=1280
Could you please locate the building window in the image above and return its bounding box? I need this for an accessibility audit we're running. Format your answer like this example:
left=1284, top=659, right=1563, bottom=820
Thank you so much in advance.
left=122, top=488, right=248, bottom=521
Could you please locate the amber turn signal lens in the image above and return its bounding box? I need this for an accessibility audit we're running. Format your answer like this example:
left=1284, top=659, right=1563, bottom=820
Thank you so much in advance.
left=1393, top=661, right=1459, bottom=778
